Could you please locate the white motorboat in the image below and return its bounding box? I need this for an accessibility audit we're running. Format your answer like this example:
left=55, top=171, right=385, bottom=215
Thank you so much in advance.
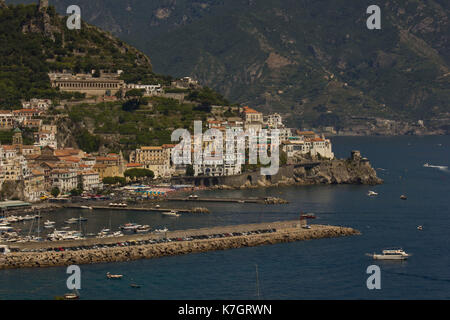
left=136, top=225, right=151, bottom=233
left=119, top=223, right=141, bottom=231
left=44, top=220, right=55, bottom=228
left=80, top=206, right=93, bottom=210
left=106, top=272, right=123, bottom=279
left=154, top=228, right=168, bottom=233
left=369, top=248, right=411, bottom=260
left=162, top=210, right=180, bottom=217
left=64, top=218, right=78, bottom=224
left=367, top=190, right=378, bottom=196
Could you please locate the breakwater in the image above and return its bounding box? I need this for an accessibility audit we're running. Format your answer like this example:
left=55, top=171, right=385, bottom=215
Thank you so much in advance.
left=0, top=222, right=360, bottom=270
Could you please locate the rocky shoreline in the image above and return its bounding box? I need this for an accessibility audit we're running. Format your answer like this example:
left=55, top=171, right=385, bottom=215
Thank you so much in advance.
left=210, top=152, right=383, bottom=190
left=0, top=224, right=359, bottom=270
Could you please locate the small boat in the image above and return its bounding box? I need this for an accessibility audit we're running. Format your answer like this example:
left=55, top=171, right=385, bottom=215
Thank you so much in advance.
left=423, top=163, right=430, bottom=167
left=400, top=195, right=407, bottom=200
left=369, top=248, right=411, bottom=260
left=106, top=272, right=123, bottom=279
left=130, top=283, right=141, bottom=288
left=417, top=225, right=423, bottom=231
left=62, top=292, right=79, bottom=300
left=119, top=223, right=141, bottom=231
left=76, top=217, right=88, bottom=222
left=44, top=220, right=56, bottom=229
left=302, top=225, right=311, bottom=229
left=80, top=206, right=93, bottom=210
left=301, top=213, right=316, bottom=219
left=367, top=190, right=378, bottom=196
left=155, top=204, right=161, bottom=208
left=136, top=225, right=151, bottom=233
left=154, top=228, right=168, bottom=233
left=64, top=218, right=78, bottom=224
left=162, top=210, right=180, bottom=217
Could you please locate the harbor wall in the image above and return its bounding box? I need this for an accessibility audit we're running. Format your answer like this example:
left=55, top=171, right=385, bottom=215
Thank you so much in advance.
left=0, top=223, right=360, bottom=270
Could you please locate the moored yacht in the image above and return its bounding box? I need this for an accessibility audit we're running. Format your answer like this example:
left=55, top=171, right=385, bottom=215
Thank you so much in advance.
left=162, top=210, right=180, bottom=217
left=369, top=248, right=411, bottom=260
left=367, top=190, right=378, bottom=196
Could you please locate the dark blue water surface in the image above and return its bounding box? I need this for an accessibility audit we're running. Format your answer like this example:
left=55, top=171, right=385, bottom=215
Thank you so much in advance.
left=0, top=136, right=449, bottom=299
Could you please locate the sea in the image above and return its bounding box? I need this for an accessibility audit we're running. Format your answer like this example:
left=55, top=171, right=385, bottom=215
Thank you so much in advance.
left=0, top=136, right=449, bottom=300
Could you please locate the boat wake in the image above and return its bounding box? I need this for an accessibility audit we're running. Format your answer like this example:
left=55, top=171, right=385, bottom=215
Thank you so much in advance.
left=384, top=270, right=450, bottom=283
left=423, top=163, right=449, bottom=173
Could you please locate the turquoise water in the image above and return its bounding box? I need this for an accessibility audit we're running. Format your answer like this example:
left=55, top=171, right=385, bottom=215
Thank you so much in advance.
left=0, top=136, right=449, bottom=299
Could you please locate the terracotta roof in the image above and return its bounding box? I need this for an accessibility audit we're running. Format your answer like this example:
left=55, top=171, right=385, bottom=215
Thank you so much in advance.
left=126, top=163, right=144, bottom=168
left=297, top=131, right=315, bottom=135
left=243, top=106, right=261, bottom=114
left=141, top=146, right=163, bottom=151
left=59, top=156, right=81, bottom=163
left=96, top=157, right=118, bottom=161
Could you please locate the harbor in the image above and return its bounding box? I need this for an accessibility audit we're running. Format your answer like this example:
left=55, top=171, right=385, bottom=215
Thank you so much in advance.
left=0, top=221, right=360, bottom=270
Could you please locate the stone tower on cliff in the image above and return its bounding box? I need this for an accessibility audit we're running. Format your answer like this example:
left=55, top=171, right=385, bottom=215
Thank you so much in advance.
left=39, top=0, right=49, bottom=12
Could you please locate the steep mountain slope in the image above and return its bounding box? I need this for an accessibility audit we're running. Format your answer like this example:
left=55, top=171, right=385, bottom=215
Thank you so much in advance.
left=6, top=0, right=450, bottom=129
left=0, top=1, right=169, bottom=108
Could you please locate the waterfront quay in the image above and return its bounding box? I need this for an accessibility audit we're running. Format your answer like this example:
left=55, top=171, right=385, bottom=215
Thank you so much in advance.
left=0, top=221, right=360, bottom=270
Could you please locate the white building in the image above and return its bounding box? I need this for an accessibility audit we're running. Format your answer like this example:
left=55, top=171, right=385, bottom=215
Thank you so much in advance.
left=265, top=113, right=284, bottom=129
left=126, top=84, right=163, bottom=96
left=50, top=170, right=78, bottom=193
left=78, top=170, right=101, bottom=191
left=34, top=131, right=57, bottom=149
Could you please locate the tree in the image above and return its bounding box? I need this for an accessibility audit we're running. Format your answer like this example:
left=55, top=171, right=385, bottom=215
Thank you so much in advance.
left=125, top=89, right=144, bottom=98
left=102, top=176, right=126, bottom=185
left=186, top=165, right=194, bottom=176
left=122, top=98, right=141, bottom=112
left=51, top=187, right=60, bottom=198
left=124, top=168, right=155, bottom=180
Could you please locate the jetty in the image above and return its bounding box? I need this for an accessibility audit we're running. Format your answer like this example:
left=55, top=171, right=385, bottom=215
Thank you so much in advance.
left=166, top=196, right=288, bottom=204
left=0, top=221, right=359, bottom=270
left=62, top=205, right=194, bottom=213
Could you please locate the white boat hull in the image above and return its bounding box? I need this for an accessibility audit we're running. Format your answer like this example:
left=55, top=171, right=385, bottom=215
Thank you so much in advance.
left=372, top=254, right=408, bottom=260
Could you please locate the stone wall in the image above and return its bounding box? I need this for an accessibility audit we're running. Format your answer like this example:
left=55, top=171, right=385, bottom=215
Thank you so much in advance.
left=0, top=224, right=359, bottom=270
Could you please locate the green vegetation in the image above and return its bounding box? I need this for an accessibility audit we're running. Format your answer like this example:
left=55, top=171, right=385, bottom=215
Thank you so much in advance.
left=51, top=187, right=60, bottom=197
left=102, top=176, right=126, bottom=185
left=37, top=0, right=448, bottom=125
left=124, top=168, right=155, bottom=180
left=66, top=96, right=212, bottom=153
left=76, top=129, right=102, bottom=153
left=185, top=165, right=194, bottom=176
left=187, top=87, right=229, bottom=106
left=0, top=3, right=167, bottom=109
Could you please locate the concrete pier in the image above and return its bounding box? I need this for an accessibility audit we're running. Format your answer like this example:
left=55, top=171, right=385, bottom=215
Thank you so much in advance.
left=0, top=221, right=360, bottom=270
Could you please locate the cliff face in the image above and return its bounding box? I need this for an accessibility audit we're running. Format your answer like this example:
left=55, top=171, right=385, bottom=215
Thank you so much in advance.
left=293, top=159, right=383, bottom=185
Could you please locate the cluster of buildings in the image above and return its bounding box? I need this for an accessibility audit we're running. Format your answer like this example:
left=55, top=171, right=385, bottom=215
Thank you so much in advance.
left=0, top=128, right=129, bottom=201
left=49, top=70, right=165, bottom=98
left=128, top=106, right=334, bottom=178
left=1, top=77, right=335, bottom=200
